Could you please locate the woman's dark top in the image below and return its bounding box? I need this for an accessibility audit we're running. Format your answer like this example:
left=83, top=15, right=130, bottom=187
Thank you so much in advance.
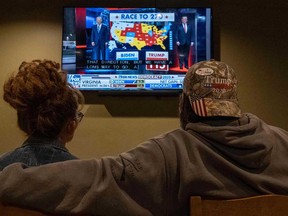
left=0, top=134, right=78, bottom=170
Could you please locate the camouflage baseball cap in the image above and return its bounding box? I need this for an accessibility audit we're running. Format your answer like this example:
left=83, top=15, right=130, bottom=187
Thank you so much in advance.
left=183, top=60, right=241, bottom=117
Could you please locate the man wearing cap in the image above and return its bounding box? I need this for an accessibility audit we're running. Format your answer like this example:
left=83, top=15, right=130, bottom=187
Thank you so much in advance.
left=1, top=60, right=288, bottom=216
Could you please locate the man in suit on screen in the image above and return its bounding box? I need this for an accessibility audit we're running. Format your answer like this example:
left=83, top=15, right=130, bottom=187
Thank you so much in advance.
left=91, top=16, right=109, bottom=60
left=175, top=15, right=194, bottom=69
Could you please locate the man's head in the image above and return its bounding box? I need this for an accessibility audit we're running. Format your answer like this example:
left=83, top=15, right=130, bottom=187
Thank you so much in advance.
left=96, top=16, right=103, bottom=25
left=179, top=60, right=241, bottom=128
left=181, top=16, right=188, bottom=24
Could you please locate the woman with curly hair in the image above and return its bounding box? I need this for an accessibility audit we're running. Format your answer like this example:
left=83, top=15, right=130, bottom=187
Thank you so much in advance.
left=0, top=59, right=84, bottom=170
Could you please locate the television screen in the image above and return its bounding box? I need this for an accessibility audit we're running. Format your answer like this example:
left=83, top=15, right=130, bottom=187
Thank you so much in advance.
left=62, top=7, right=213, bottom=94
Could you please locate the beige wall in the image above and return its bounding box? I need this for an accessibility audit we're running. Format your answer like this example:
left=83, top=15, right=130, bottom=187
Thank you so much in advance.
left=0, top=0, right=287, bottom=159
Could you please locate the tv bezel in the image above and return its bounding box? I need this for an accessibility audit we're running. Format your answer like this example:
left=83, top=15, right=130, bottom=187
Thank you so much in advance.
left=61, top=6, right=220, bottom=97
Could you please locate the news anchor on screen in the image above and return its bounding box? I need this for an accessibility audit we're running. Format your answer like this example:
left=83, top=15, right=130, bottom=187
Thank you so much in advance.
left=91, top=16, right=109, bottom=60
left=175, top=15, right=194, bottom=69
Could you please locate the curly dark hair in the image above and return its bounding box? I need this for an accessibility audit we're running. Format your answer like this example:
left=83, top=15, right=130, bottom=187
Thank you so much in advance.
left=3, top=59, right=84, bottom=138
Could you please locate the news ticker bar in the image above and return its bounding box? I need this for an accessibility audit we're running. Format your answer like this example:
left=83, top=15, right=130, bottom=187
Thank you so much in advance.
left=68, top=74, right=185, bottom=89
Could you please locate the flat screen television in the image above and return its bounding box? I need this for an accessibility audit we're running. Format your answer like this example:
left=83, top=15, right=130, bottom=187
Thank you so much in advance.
left=62, top=7, right=215, bottom=95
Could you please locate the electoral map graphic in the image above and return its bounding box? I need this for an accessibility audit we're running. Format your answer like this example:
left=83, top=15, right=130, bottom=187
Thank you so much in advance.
left=110, top=22, right=170, bottom=50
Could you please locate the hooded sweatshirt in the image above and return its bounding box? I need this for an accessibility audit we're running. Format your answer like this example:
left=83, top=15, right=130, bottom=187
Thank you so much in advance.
left=0, top=113, right=288, bottom=216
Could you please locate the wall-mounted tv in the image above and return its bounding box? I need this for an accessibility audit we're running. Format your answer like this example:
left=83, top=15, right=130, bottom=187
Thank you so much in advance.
left=62, top=7, right=214, bottom=95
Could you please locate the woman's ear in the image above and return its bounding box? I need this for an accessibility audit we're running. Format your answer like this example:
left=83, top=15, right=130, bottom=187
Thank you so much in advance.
left=59, top=119, right=78, bottom=145
left=68, top=119, right=78, bottom=133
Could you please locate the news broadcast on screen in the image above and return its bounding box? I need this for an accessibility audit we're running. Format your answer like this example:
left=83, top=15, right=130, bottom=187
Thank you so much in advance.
left=62, top=7, right=212, bottom=93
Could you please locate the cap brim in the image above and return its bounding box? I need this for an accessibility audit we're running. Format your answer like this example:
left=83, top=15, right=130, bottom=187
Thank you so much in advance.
left=190, top=97, right=241, bottom=118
